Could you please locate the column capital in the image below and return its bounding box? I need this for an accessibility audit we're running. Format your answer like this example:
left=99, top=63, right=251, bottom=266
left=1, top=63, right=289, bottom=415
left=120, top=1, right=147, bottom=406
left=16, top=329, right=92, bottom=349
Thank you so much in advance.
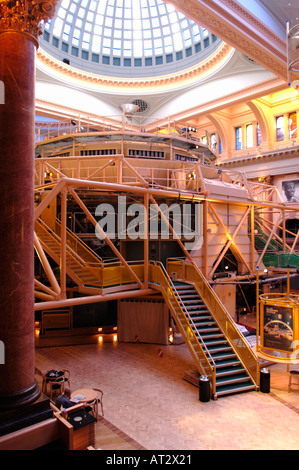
left=0, top=0, right=58, bottom=43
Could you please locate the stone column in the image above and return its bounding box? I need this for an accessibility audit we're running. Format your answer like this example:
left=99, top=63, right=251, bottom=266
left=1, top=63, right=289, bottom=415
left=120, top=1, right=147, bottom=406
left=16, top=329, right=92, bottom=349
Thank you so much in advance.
left=0, top=0, right=57, bottom=411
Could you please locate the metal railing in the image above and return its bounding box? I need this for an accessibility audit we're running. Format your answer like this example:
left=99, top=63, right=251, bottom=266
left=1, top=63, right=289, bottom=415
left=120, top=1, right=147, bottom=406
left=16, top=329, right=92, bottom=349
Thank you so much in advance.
left=35, top=218, right=145, bottom=290
left=149, top=261, right=216, bottom=395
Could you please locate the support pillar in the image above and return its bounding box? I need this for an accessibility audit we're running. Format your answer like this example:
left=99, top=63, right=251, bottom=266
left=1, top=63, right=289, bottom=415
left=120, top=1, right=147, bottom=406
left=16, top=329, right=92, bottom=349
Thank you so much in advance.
left=0, top=29, right=39, bottom=410
left=0, top=0, right=58, bottom=413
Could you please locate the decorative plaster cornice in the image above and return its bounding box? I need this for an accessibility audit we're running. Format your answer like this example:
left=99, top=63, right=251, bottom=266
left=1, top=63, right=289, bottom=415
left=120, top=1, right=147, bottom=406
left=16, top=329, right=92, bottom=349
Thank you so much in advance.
left=145, top=76, right=286, bottom=128
left=36, top=42, right=233, bottom=92
left=165, top=0, right=287, bottom=80
left=213, top=0, right=286, bottom=54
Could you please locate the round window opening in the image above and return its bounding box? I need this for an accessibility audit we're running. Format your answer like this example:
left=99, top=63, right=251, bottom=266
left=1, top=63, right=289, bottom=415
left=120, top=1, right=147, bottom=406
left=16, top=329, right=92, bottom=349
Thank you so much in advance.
left=131, top=99, right=149, bottom=113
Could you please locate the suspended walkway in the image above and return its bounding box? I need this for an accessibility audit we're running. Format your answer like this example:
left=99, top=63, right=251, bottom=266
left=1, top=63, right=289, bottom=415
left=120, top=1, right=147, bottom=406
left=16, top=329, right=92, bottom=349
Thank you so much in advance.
left=35, top=218, right=144, bottom=295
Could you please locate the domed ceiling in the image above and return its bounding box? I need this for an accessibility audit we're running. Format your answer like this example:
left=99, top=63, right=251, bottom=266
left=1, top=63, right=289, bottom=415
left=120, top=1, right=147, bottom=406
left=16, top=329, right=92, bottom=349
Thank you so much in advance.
left=39, top=0, right=222, bottom=77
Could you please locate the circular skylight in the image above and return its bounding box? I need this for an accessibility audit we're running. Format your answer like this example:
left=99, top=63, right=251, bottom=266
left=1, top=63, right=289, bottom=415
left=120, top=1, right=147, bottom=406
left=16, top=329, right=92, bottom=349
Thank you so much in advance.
left=40, top=0, right=221, bottom=77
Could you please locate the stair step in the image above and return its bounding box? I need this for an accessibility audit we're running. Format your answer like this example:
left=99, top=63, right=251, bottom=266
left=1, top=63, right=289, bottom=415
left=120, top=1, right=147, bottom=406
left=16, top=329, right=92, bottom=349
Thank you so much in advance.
left=196, top=326, right=220, bottom=334
left=188, top=312, right=211, bottom=318
left=215, top=381, right=256, bottom=397
left=201, top=332, right=225, bottom=340
left=190, top=316, right=213, bottom=323
left=210, top=351, right=237, bottom=361
left=204, top=339, right=228, bottom=347
left=210, top=358, right=241, bottom=368
left=185, top=304, right=207, bottom=309
left=178, top=294, right=198, bottom=298
left=216, top=372, right=250, bottom=386
left=185, top=305, right=210, bottom=315
left=207, top=345, right=232, bottom=354
left=174, top=285, right=196, bottom=290
left=176, top=290, right=197, bottom=294
left=173, top=283, right=193, bottom=288
left=216, top=365, right=246, bottom=377
left=193, top=320, right=216, bottom=328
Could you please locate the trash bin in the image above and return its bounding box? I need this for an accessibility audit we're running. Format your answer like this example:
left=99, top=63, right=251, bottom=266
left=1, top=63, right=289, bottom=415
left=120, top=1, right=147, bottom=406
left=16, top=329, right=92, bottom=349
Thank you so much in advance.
left=260, top=367, right=270, bottom=393
left=199, top=375, right=210, bottom=402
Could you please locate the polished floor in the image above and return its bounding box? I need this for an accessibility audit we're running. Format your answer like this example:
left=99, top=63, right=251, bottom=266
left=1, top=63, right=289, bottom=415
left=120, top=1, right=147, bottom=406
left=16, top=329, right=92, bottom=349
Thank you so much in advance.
left=35, top=333, right=299, bottom=451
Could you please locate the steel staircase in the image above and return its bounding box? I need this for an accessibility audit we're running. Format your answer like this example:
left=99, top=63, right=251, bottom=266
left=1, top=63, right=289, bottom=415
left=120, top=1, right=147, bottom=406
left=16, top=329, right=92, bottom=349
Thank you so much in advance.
left=35, top=218, right=103, bottom=290
left=255, top=232, right=299, bottom=268
left=172, top=281, right=256, bottom=398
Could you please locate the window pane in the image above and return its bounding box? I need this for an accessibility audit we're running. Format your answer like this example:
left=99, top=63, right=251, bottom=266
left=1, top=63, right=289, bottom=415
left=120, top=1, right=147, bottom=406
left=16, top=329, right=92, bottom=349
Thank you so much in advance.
left=276, top=116, right=284, bottom=141
left=41, top=0, right=219, bottom=69
left=257, top=123, right=262, bottom=146
left=236, top=127, right=242, bottom=150
left=289, top=112, right=297, bottom=139
left=246, top=124, right=253, bottom=148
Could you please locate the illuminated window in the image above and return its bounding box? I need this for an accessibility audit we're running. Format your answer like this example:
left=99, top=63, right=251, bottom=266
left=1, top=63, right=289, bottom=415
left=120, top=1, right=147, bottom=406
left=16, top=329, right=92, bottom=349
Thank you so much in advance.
left=289, top=112, right=297, bottom=139
left=210, top=133, right=217, bottom=152
left=257, top=123, right=262, bottom=146
left=246, top=123, right=253, bottom=148
left=276, top=115, right=284, bottom=141
left=235, top=127, right=242, bottom=150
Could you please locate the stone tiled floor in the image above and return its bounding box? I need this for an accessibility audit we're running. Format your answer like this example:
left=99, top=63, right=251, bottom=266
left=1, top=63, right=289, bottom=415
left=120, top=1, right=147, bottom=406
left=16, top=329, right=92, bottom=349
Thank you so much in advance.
left=35, top=340, right=299, bottom=451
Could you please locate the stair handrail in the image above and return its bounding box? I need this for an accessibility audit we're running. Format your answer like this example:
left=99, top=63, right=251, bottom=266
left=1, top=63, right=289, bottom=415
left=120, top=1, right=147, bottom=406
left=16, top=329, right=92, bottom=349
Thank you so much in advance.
left=167, top=258, right=259, bottom=386
left=155, top=261, right=216, bottom=368
left=35, top=218, right=105, bottom=287
left=150, top=261, right=216, bottom=393
left=36, top=219, right=145, bottom=288
left=55, top=218, right=103, bottom=265
left=35, top=218, right=95, bottom=269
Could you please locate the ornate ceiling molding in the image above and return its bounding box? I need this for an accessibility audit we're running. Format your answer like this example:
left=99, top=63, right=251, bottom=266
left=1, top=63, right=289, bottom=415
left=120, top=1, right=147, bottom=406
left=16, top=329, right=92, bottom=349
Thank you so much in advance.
left=145, top=76, right=286, bottom=128
left=36, top=42, right=233, bottom=92
left=165, top=0, right=287, bottom=81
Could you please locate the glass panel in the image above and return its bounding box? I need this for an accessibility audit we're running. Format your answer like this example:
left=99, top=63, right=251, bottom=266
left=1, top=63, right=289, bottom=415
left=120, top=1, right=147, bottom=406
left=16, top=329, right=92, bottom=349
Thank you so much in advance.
left=246, top=124, right=253, bottom=148
left=257, top=123, right=262, bottom=146
left=289, top=112, right=297, bottom=139
left=210, top=133, right=217, bottom=152
left=235, top=127, right=242, bottom=150
left=276, top=116, right=284, bottom=141
left=41, top=0, right=219, bottom=68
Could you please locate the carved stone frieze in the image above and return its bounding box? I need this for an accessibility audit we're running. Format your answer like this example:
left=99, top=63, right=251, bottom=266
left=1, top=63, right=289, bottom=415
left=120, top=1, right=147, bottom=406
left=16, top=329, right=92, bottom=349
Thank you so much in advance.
left=0, top=0, right=58, bottom=41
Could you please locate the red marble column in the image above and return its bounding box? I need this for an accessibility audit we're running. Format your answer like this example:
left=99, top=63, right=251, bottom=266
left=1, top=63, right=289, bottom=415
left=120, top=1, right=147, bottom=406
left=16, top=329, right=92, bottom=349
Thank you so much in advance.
left=0, top=31, right=40, bottom=409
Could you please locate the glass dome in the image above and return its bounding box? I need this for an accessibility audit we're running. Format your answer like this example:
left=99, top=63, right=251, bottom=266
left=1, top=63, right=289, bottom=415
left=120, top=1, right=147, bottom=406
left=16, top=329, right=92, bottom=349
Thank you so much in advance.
left=40, top=0, right=222, bottom=77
